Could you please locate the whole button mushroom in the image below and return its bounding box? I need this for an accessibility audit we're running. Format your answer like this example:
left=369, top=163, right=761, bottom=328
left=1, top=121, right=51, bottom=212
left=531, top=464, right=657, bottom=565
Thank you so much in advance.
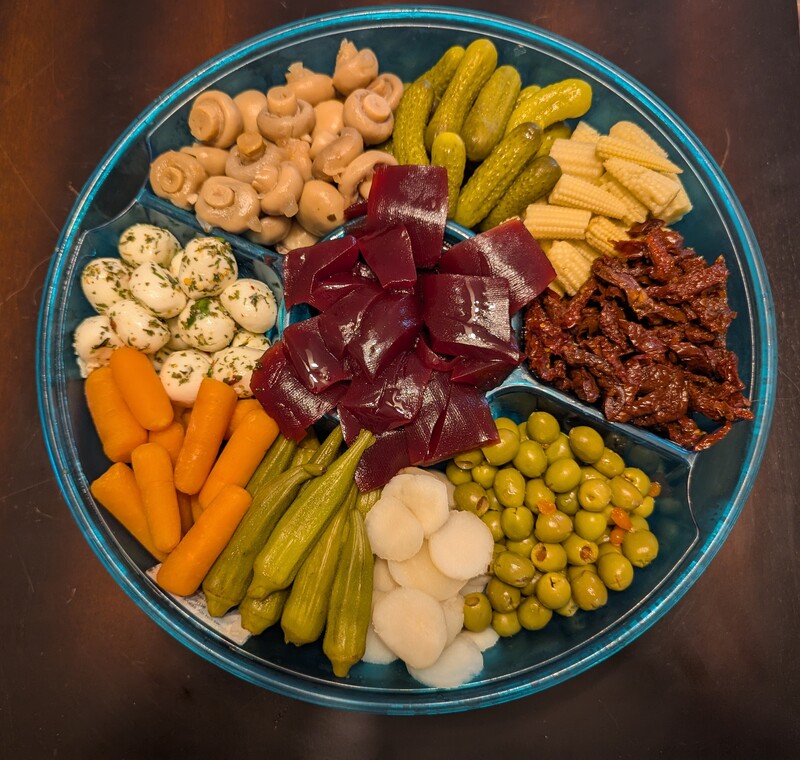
left=233, top=89, right=268, bottom=135
left=343, top=89, right=394, bottom=145
left=245, top=215, right=292, bottom=247
left=278, top=137, right=313, bottom=181
left=312, top=100, right=345, bottom=141
left=276, top=221, right=320, bottom=254
left=188, top=90, right=244, bottom=149
left=296, top=180, right=346, bottom=238
left=285, top=62, right=336, bottom=106
left=254, top=161, right=305, bottom=217
left=312, top=127, right=364, bottom=182
left=177, top=236, right=238, bottom=298
left=224, top=132, right=285, bottom=184
left=149, top=151, right=208, bottom=210
left=194, top=176, right=262, bottom=234
left=338, top=149, right=398, bottom=205
left=180, top=144, right=230, bottom=176
left=367, top=73, right=405, bottom=111
left=256, top=86, right=316, bottom=142
left=332, top=40, right=379, bottom=96
left=118, top=224, right=182, bottom=267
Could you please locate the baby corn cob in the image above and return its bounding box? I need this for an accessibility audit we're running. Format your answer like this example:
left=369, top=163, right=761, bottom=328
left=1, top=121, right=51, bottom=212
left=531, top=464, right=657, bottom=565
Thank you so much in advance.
left=570, top=120, right=601, bottom=143
left=596, top=173, right=649, bottom=225
left=586, top=215, right=632, bottom=257
left=659, top=174, right=694, bottom=223
left=549, top=138, right=605, bottom=180
left=608, top=120, right=670, bottom=158
left=549, top=174, right=628, bottom=219
left=524, top=204, right=592, bottom=240
left=596, top=135, right=682, bottom=174
left=545, top=240, right=594, bottom=295
left=602, top=157, right=681, bottom=215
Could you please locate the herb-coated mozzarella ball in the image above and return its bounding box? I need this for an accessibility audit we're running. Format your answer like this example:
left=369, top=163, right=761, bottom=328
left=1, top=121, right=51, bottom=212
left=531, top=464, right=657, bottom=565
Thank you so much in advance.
left=80, top=257, right=132, bottom=314
left=72, top=314, right=124, bottom=378
left=166, top=315, right=191, bottom=350
left=107, top=299, right=170, bottom=353
left=169, top=248, right=185, bottom=280
left=159, top=350, right=212, bottom=407
left=177, top=236, right=238, bottom=298
left=177, top=297, right=236, bottom=352
left=231, top=329, right=271, bottom=352
left=219, top=278, right=278, bottom=333
left=209, top=347, right=264, bottom=398
left=128, top=262, right=188, bottom=319
left=118, top=223, right=181, bottom=267
left=149, top=346, right=174, bottom=373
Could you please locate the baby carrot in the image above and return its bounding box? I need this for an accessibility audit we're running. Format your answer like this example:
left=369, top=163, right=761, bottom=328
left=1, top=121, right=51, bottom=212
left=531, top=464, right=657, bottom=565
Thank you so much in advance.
left=110, top=346, right=174, bottom=432
left=148, top=420, right=185, bottom=467
left=84, top=366, right=148, bottom=463
left=156, top=484, right=252, bottom=596
left=177, top=490, right=194, bottom=536
left=198, top=408, right=280, bottom=510
left=174, top=378, right=238, bottom=495
left=225, top=398, right=263, bottom=440
left=190, top=494, right=204, bottom=523
left=132, top=442, right=182, bottom=554
left=90, top=462, right=167, bottom=561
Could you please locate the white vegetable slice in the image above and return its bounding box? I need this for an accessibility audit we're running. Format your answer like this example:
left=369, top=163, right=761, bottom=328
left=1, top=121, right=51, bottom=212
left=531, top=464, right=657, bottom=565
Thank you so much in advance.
left=364, top=494, right=424, bottom=562
left=387, top=541, right=464, bottom=601
left=372, top=588, right=447, bottom=670
left=382, top=472, right=449, bottom=538
left=461, top=626, right=500, bottom=653
left=406, top=633, right=483, bottom=689
left=362, top=624, right=398, bottom=665
left=219, top=278, right=278, bottom=333
left=460, top=574, right=491, bottom=597
left=400, top=466, right=456, bottom=508
left=441, top=594, right=465, bottom=647
left=72, top=314, right=124, bottom=378
left=129, top=261, right=188, bottom=319
left=428, top=510, right=494, bottom=581
left=107, top=299, right=170, bottom=354
left=118, top=223, right=181, bottom=267
left=373, top=557, right=398, bottom=594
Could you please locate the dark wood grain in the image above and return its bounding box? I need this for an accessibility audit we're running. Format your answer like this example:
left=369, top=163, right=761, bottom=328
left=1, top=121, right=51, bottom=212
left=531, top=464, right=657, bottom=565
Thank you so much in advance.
left=2, top=1, right=798, bottom=757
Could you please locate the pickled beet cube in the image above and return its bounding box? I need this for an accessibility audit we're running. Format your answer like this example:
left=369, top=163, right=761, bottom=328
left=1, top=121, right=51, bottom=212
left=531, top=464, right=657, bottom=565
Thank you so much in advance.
left=367, top=165, right=449, bottom=269
left=357, top=224, right=417, bottom=289
left=347, top=290, right=423, bottom=379
left=281, top=316, right=350, bottom=393
left=283, top=235, right=360, bottom=309
left=250, top=344, right=347, bottom=441
left=354, top=428, right=411, bottom=492
left=316, top=282, right=384, bottom=358
left=438, top=219, right=556, bottom=313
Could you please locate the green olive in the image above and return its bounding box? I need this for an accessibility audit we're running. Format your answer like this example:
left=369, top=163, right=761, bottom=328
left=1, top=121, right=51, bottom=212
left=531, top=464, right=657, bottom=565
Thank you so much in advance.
left=562, top=533, right=599, bottom=566
left=518, top=596, right=553, bottom=630
left=485, top=488, right=501, bottom=511
left=578, top=479, right=612, bottom=512
left=571, top=571, right=609, bottom=611
left=531, top=541, right=568, bottom=573
left=622, top=466, right=651, bottom=497
left=594, top=447, right=625, bottom=478
left=520, top=571, right=542, bottom=596
left=492, top=610, right=522, bottom=637
left=453, top=448, right=485, bottom=470
left=629, top=514, right=650, bottom=532
left=554, top=598, right=580, bottom=617
left=494, top=417, right=520, bottom=434
left=524, top=478, right=556, bottom=512
left=544, top=458, right=582, bottom=493
left=500, top=505, right=534, bottom=541
left=481, top=511, right=505, bottom=542
left=535, top=571, right=572, bottom=610
left=609, top=475, right=644, bottom=511
left=494, top=551, right=536, bottom=588
left=453, top=481, right=489, bottom=515
left=633, top=495, right=655, bottom=518
left=597, top=552, right=634, bottom=591
left=505, top=535, right=537, bottom=558
left=481, top=427, right=520, bottom=466
left=568, top=425, right=605, bottom=464
left=622, top=529, right=659, bottom=568
left=573, top=509, right=609, bottom=542
left=580, top=466, right=607, bottom=482
left=494, top=468, right=526, bottom=508
left=471, top=463, right=498, bottom=489
left=555, top=489, right=580, bottom=515
left=566, top=564, right=597, bottom=583
left=518, top=421, right=530, bottom=441
left=486, top=576, right=521, bottom=612
left=526, top=411, right=561, bottom=444
left=597, top=541, right=622, bottom=558
left=545, top=433, right=573, bottom=464
left=512, top=440, right=548, bottom=478
left=534, top=510, right=573, bottom=543
left=462, top=592, right=492, bottom=632
left=446, top=460, right=472, bottom=485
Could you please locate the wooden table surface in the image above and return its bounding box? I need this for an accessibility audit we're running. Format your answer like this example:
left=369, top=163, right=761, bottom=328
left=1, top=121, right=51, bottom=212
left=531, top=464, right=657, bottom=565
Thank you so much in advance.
left=2, top=1, right=799, bottom=757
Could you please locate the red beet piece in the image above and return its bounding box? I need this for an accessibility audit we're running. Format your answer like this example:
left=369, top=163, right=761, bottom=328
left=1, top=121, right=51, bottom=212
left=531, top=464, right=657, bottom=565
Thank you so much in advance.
left=404, top=370, right=452, bottom=465
left=283, top=235, right=360, bottom=309
left=345, top=200, right=368, bottom=220
left=420, top=273, right=522, bottom=365
left=347, top=290, right=423, bottom=379
left=281, top=316, right=350, bottom=393
left=367, top=165, right=449, bottom=270
left=450, top=355, right=517, bottom=392
left=310, top=270, right=374, bottom=311
left=424, top=382, right=499, bottom=464
left=250, top=343, right=347, bottom=441
left=340, top=350, right=432, bottom=432
left=357, top=224, right=417, bottom=289
left=414, top=334, right=457, bottom=372
left=438, top=219, right=556, bottom=314
left=354, top=428, right=411, bottom=492
left=316, top=281, right=384, bottom=358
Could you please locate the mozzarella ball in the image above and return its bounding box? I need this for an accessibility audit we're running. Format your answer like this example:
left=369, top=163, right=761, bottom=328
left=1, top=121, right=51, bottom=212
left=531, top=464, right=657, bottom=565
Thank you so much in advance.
left=128, top=262, right=188, bottom=319
left=107, top=299, right=170, bottom=353
left=219, top=278, right=278, bottom=333
left=118, top=223, right=181, bottom=267
left=169, top=248, right=185, bottom=279
left=159, top=350, right=212, bottom=406
left=80, top=257, right=132, bottom=314
left=177, top=297, right=236, bottom=352
left=72, top=314, right=124, bottom=378
left=165, top=315, right=191, bottom=350
left=177, top=236, right=238, bottom=298
left=149, top=346, right=173, bottom=373
left=209, top=346, right=264, bottom=398
left=230, top=329, right=271, bottom=352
